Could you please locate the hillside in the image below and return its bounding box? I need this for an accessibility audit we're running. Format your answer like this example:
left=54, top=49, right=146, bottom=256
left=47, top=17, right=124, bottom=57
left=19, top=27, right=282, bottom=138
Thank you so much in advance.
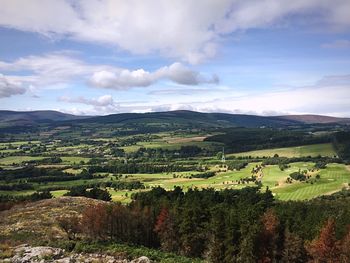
left=0, top=110, right=88, bottom=127
left=1, top=110, right=349, bottom=130
left=277, top=114, right=350, bottom=124
left=77, top=110, right=300, bottom=128
left=0, top=197, right=201, bottom=263
left=0, top=196, right=105, bottom=242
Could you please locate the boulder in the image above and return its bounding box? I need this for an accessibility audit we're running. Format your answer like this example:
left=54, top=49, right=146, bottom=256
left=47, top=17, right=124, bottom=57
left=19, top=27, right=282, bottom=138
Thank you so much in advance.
left=130, top=256, right=151, bottom=263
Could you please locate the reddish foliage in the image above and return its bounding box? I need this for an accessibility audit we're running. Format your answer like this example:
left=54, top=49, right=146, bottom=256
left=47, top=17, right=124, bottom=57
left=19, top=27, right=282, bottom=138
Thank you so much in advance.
left=340, top=225, right=350, bottom=262
left=261, top=209, right=279, bottom=236
left=57, top=214, right=80, bottom=240
left=258, top=209, right=280, bottom=263
left=81, top=203, right=108, bottom=239
left=307, top=218, right=341, bottom=263
left=154, top=207, right=169, bottom=233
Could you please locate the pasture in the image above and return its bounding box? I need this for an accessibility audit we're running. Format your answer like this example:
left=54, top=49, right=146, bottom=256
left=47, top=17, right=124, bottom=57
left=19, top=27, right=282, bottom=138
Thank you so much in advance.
left=228, top=143, right=336, bottom=158
left=0, top=132, right=349, bottom=202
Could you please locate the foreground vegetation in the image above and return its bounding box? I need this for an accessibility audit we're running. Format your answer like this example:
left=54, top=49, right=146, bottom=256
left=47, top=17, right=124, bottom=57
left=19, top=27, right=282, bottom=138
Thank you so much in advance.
left=2, top=188, right=350, bottom=262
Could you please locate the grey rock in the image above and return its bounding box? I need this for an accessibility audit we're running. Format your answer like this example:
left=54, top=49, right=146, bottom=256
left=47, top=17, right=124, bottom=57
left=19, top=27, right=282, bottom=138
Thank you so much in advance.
left=5, top=245, right=150, bottom=263
left=130, top=256, right=151, bottom=263
left=11, top=245, right=63, bottom=262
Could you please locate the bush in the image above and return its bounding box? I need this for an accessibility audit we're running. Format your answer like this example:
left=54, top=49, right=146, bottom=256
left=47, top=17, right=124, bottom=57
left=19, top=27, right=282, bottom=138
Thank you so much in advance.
left=289, top=171, right=307, bottom=181
left=65, top=186, right=111, bottom=201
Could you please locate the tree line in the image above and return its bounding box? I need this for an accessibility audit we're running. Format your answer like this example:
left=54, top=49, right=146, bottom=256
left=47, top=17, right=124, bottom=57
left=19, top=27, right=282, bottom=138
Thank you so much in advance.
left=58, top=186, right=350, bottom=262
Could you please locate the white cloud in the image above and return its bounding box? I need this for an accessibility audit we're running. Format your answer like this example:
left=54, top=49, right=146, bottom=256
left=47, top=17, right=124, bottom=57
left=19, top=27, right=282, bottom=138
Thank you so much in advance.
left=0, top=52, right=109, bottom=87
left=58, top=94, right=120, bottom=115
left=0, top=74, right=26, bottom=98
left=90, top=62, right=218, bottom=89
left=0, top=53, right=217, bottom=96
left=0, top=0, right=349, bottom=63
left=108, top=74, right=350, bottom=117
left=55, top=76, right=350, bottom=117
left=175, top=75, right=350, bottom=117
left=59, top=94, right=115, bottom=107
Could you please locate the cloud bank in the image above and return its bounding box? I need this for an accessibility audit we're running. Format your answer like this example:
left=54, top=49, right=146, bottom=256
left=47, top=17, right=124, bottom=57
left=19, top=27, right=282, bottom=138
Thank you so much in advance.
left=90, top=63, right=218, bottom=89
left=59, top=94, right=115, bottom=107
left=0, top=53, right=217, bottom=96
left=1, top=0, right=349, bottom=63
left=58, top=74, right=350, bottom=117
left=0, top=74, right=26, bottom=98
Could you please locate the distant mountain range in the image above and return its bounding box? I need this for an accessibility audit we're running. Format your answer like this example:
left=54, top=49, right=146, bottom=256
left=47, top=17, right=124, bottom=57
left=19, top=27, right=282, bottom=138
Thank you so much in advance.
left=0, top=110, right=89, bottom=127
left=276, top=114, right=350, bottom=124
left=0, top=110, right=349, bottom=128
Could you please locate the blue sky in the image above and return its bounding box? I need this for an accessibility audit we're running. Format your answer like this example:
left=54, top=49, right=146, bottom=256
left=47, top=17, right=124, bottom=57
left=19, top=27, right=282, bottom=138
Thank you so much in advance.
left=0, top=0, right=350, bottom=116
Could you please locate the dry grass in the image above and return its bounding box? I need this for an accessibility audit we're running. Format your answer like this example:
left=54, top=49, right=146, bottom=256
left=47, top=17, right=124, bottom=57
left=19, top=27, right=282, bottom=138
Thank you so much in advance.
left=0, top=197, right=105, bottom=243
left=166, top=136, right=207, bottom=144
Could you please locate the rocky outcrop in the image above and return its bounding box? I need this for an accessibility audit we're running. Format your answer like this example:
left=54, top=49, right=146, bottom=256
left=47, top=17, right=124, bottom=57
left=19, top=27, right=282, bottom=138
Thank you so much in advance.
left=3, top=244, right=151, bottom=263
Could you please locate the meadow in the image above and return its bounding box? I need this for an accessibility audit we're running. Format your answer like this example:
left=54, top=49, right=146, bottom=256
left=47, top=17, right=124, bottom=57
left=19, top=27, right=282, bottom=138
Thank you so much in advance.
left=0, top=129, right=349, bottom=202
left=228, top=143, right=336, bottom=158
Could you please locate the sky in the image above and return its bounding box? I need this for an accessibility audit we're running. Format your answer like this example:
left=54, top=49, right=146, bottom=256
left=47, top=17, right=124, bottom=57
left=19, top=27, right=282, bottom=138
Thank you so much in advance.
left=0, top=0, right=350, bottom=117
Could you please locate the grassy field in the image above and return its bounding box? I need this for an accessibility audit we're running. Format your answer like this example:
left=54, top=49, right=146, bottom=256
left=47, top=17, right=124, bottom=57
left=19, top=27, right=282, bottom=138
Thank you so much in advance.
left=228, top=143, right=336, bottom=158
left=121, top=140, right=221, bottom=153
left=112, top=162, right=350, bottom=201
left=273, top=164, right=350, bottom=200
left=0, top=156, right=46, bottom=165
left=0, top=138, right=348, bottom=202
left=2, top=161, right=348, bottom=201
left=262, top=162, right=315, bottom=189
left=61, top=156, right=91, bottom=164
left=0, top=141, right=40, bottom=147
left=51, top=189, right=68, bottom=197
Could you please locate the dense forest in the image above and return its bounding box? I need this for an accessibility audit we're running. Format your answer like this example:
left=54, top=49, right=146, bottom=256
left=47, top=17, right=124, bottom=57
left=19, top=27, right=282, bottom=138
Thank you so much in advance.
left=205, top=128, right=330, bottom=153
left=56, top=187, right=350, bottom=263
left=333, top=131, right=350, bottom=161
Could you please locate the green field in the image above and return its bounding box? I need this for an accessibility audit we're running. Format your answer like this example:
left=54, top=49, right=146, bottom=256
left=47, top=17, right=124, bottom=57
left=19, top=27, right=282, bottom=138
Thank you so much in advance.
left=111, top=162, right=350, bottom=201
left=228, top=143, right=336, bottom=158
left=0, top=156, right=46, bottom=165
left=61, top=156, right=91, bottom=164
left=274, top=163, right=350, bottom=200
left=0, top=133, right=349, bottom=203
left=121, top=141, right=221, bottom=153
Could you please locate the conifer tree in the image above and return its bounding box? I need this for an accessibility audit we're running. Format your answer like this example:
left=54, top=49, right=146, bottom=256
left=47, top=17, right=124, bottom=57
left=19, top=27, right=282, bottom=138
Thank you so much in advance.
left=307, top=218, right=341, bottom=263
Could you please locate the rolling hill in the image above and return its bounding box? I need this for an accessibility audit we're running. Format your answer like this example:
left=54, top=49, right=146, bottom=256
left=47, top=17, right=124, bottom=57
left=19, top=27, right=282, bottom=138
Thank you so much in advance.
left=277, top=114, right=350, bottom=124
left=0, top=110, right=89, bottom=127
left=78, top=110, right=301, bottom=128
left=0, top=110, right=349, bottom=129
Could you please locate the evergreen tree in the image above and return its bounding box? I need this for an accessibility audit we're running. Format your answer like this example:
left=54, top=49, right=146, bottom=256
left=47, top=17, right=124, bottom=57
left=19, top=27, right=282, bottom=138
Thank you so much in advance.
left=307, top=218, right=341, bottom=263
left=207, top=206, right=227, bottom=263
left=179, top=206, right=208, bottom=257
left=257, top=209, right=280, bottom=262
left=154, top=207, right=179, bottom=252
left=281, top=229, right=307, bottom=263
left=340, top=226, right=350, bottom=263
left=237, top=224, right=259, bottom=263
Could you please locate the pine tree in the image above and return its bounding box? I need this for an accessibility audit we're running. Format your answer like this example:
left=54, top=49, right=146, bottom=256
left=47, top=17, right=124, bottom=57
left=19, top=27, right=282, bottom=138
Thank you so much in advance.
left=340, top=226, right=350, bottom=263
left=81, top=203, right=108, bottom=240
left=154, top=207, right=179, bottom=252
left=237, top=224, right=259, bottom=263
left=223, top=210, right=241, bottom=263
left=281, top=229, right=307, bottom=263
left=307, top=218, right=341, bottom=263
left=207, top=207, right=227, bottom=263
left=257, top=209, right=280, bottom=263
left=179, top=206, right=207, bottom=257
